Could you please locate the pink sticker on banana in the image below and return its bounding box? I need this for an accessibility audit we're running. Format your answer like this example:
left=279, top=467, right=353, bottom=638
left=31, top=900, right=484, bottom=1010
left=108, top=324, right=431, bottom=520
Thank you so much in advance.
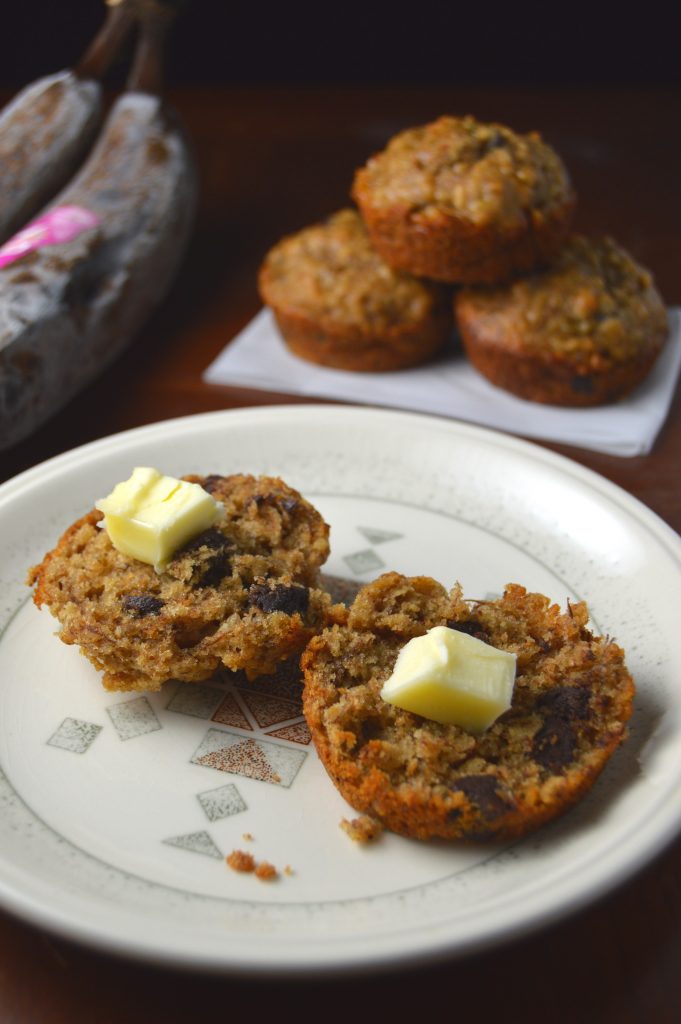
left=0, top=205, right=100, bottom=269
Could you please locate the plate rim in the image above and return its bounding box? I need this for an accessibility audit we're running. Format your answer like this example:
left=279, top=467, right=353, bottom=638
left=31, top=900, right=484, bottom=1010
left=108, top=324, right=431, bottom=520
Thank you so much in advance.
left=2, top=402, right=681, bottom=974
left=1, top=403, right=678, bottom=539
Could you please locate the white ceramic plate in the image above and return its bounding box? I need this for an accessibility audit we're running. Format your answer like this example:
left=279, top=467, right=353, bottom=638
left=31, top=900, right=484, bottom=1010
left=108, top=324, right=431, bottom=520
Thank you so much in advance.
left=1, top=404, right=680, bottom=975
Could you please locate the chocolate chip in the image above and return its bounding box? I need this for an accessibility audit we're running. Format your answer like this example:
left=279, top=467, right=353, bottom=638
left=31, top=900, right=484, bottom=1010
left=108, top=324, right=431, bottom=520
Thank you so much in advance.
left=532, top=685, right=590, bottom=773
left=445, top=619, right=490, bottom=644
left=532, top=717, right=577, bottom=771
left=170, top=529, right=233, bottom=588
left=537, top=685, right=590, bottom=720
left=357, top=717, right=383, bottom=745
left=122, top=595, right=164, bottom=617
left=452, top=775, right=512, bottom=819
left=252, top=493, right=299, bottom=513
left=200, top=475, right=224, bottom=494
left=198, top=552, right=232, bottom=588
left=248, top=583, right=309, bottom=616
left=180, top=528, right=228, bottom=553
left=571, top=374, right=594, bottom=394
left=481, top=130, right=506, bottom=155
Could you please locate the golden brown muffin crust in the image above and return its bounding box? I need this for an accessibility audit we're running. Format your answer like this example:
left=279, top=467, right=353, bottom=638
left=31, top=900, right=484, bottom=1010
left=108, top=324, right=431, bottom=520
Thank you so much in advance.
left=258, top=209, right=451, bottom=371
left=455, top=235, right=668, bottom=405
left=260, top=209, right=445, bottom=332
left=354, top=116, right=572, bottom=229
left=352, top=116, right=575, bottom=284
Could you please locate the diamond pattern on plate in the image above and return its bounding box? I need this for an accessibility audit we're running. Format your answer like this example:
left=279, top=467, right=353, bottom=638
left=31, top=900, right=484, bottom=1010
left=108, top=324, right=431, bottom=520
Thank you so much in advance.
left=162, top=831, right=222, bottom=859
left=357, top=526, right=403, bottom=545
left=238, top=657, right=304, bottom=704
left=212, top=693, right=252, bottom=730
left=107, top=697, right=161, bottom=740
left=166, top=682, right=224, bottom=719
left=47, top=717, right=102, bottom=754
left=197, top=782, right=247, bottom=822
left=190, top=729, right=306, bottom=787
left=239, top=690, right=301, bottom=728
left=265, top=721, right=311, bottom=745
left=343, top=549, right=385, bottom=576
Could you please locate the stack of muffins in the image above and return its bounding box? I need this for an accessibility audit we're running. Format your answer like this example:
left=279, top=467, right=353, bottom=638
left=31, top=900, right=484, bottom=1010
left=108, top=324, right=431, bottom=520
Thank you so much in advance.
left=258, top=115, right=668, bottom=406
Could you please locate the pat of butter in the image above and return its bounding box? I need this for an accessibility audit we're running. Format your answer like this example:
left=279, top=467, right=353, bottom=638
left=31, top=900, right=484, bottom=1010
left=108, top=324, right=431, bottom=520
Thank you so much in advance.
left=380, top=625, right=516, bottom=733
left=95, top=467, right=222, bottom=572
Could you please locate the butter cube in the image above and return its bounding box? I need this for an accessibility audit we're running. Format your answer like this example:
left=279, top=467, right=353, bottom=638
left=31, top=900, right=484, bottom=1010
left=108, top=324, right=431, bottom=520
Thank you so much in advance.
left=380, top=625, right=516, bottom=733
left=96, top=467, right=222, bottom=572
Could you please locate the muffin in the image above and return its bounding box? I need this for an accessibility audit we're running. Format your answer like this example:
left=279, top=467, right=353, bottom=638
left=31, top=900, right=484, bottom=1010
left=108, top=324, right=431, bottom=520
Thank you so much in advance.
left=29, top=473, right=337, bottom=692
left=352, top=115, right=575, bottom=284
left=258, top=208, right=451, bottom=371
left=302, top=572, right=634, bottom=841
left=455, top=235, right=668, bottom=406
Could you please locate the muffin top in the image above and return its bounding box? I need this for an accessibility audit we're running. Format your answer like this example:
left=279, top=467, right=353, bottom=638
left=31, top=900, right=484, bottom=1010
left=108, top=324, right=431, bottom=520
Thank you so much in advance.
left=353, top=115, right=573, bottom=230
left=259, top=209, right=444, bottom=333
left=457, top=236, right=668, bottom=366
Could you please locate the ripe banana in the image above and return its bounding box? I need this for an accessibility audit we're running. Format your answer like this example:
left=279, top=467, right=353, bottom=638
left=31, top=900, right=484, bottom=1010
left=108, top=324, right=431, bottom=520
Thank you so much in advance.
left=0, top=1, right=136, bottom=244
left=0, top=14, right=198, bottom=451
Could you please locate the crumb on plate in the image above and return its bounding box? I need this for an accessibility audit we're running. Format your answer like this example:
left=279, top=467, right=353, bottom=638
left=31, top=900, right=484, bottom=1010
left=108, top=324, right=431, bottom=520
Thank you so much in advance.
left=340, top=815, right=384, bottom=843
left=226, top=849, right=285, bottom=881
left=226, top=849, right=256, bottom=873
left=255, top=860, right=278, bottom=881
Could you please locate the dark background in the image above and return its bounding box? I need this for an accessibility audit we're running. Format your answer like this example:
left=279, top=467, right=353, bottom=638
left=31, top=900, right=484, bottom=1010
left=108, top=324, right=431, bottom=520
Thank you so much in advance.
left=2, top=1, right=680, bottom=89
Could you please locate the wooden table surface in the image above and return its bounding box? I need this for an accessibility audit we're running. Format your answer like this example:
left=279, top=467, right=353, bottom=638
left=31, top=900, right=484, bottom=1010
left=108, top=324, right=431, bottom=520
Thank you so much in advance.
left=1, top=85, right=680, bottom=1022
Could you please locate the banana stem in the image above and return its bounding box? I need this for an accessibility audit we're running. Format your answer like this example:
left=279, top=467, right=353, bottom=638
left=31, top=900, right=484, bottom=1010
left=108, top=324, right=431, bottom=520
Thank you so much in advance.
left=126, top=16, right=168, bottom=96
left=126, top=3, right=179, bottom=96
left=74, top=0, right=137, bottom=81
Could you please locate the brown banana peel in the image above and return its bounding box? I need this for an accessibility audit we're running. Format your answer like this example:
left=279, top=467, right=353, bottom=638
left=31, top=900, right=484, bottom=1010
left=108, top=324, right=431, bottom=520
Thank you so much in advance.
left=0, top=12, right=198, bottom=450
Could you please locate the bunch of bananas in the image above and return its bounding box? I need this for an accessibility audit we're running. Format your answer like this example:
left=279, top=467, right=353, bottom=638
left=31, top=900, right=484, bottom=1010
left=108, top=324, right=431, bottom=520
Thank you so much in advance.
left=0, top=0, right=198, bottom=450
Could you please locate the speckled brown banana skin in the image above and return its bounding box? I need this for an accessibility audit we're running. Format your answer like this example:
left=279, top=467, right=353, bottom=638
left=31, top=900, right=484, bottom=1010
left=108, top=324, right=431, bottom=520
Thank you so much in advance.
left=0, top=2, right=136, bottom=244
left=0, top=9, right=197, bottom=451
left=0, top=94, right=197, bottom=451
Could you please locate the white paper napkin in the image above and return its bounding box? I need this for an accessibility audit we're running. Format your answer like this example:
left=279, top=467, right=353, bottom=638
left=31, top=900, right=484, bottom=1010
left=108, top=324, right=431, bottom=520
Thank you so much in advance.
left=203, top=308, right=681, bottom=457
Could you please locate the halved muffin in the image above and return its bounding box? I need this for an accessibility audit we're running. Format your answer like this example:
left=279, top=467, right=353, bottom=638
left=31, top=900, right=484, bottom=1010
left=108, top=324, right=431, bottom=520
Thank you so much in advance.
left=29, top=474, right=336, bottom=691
left=303, top=572, right=634, bottom=841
